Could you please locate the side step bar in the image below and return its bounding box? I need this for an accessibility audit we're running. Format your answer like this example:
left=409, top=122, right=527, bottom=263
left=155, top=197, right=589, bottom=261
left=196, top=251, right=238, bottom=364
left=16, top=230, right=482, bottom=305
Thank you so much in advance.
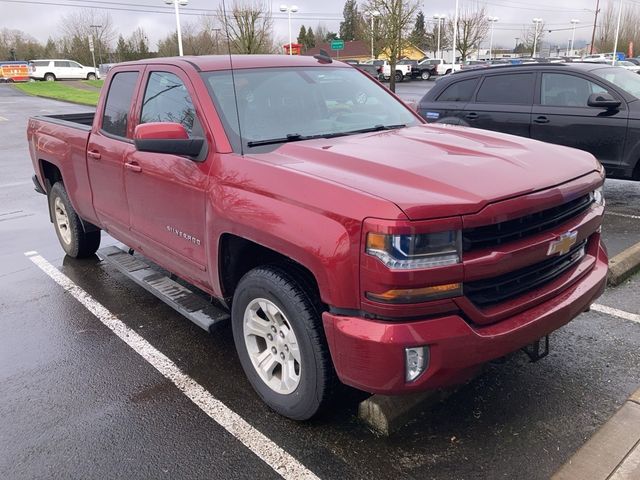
left=97, top=246, right=229, bottom=332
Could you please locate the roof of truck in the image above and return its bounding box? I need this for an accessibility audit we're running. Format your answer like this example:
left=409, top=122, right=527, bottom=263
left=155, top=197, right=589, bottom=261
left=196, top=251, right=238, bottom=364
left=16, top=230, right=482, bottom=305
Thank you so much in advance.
left=117, top=55, right=350, bottom=72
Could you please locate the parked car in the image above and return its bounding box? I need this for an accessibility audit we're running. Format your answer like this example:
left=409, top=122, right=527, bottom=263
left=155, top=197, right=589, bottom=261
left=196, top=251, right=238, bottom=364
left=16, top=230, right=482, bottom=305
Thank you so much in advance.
left=418, top=62, right=640, bottom=180
left=28, top=55, right=607, bottom=420
left=0, top=60, right=32, bottom=82
left=411, top=59, right=438, bottom=80
left=460, top=60, right=490, bottom=71
left=421, top=58, right=462, bottom=76
left=343, top=59, right=382, bottom=79
left=378, top=59, right=412, bottom=82
left=613, top=60, right=640, bottom=73
left=625, top=58, right=640, bottom=66
left=30, top=59, right=99, bottom=81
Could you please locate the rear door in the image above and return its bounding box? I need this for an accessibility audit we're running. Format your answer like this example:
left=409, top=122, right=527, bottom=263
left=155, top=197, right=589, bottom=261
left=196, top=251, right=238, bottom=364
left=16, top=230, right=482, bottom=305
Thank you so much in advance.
left=53, top=61, right=72, bottom=79
left=463, top=72, right=536, bottom=137
left=87, top=68, right=143, bottom=235
left=531, top=71, right=628, bottom=169
left=124, top=66, right=211, bottom=281
left=418, top=76, right=479, bottom=124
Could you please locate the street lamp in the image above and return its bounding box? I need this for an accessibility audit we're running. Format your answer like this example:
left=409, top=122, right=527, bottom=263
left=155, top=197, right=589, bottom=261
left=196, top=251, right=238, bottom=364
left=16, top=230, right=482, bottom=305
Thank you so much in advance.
left=433, top=14, right=446, bottom=60
left=164, top=0, right=188, bottom=56
left=532, top=18, right=543, bottom=58
left=366, top=10, right=381, bottom=60
left=487, top=16, right=498, bottom=60
left=452, top=0, right=459, bottom=64
left=569, top=19, right=580, bottom=56
left=280, top=4, right=298, bottom=55
left=612, top=0, right=623, bottom=66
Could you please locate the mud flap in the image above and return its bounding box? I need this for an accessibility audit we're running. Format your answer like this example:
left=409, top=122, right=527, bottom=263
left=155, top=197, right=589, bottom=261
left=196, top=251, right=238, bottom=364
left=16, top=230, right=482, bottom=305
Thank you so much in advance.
left=522, top=335, right=550, bottom=362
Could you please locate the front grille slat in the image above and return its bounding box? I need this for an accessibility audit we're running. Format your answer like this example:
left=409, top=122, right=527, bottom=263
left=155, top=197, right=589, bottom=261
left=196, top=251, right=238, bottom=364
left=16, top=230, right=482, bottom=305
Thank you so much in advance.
left=463, top=194, right=593, bottom=251
left=465, top=241, right=587, bottom=307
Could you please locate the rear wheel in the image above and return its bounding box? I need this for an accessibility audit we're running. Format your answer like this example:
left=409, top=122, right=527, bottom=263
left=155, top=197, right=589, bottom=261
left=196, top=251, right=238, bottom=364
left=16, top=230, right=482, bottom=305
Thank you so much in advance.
left=421, top=70, right=431, bottom=80
left=44, top=73, right=55, bottom=82
left=395, top=71, right=403, bottom=82
left=49, top=182, right=101, bottom=258
left=86, top=72, right=96, bottom=80
left=231, top=266, right=335, bottom=420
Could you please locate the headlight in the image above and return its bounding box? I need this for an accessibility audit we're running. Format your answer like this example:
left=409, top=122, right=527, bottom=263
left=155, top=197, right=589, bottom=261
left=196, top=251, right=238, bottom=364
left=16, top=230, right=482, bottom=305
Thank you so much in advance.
left=366, top=231, right=461, bottom=270
left=591, top=186, right=605, bottom=207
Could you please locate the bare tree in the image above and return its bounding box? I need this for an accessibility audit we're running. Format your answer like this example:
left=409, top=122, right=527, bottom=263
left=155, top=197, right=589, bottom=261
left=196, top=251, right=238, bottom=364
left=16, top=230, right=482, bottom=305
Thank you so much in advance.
left=521, top=21, right=546, bottom=56
left=364, top=0, right=419, bottom=92
left=596, top=2, right=639, bottom=55
left=58, top=9, right=116, bottom=65
left=217, top=1, right=275, bottom=54
left=446, top=4, right=489, bottom=61
left=0, top=28, right=45, bottom=60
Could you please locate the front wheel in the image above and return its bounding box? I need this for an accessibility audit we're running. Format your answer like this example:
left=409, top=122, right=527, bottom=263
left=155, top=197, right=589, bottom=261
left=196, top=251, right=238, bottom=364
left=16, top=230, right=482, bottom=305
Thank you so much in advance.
left=49, top=182, right=101, bottom=258
left=44, top=73, right=55, bottom=82
left=395, top=71, right=403, bottom=82
left=231, top=266, right=335, bottom=420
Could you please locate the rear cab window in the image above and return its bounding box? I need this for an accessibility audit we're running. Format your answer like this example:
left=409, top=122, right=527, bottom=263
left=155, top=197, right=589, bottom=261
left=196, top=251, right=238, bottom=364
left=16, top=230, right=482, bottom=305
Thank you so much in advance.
left=476, top=73, right=536, bottom=105
left=101, top=71, right=139, bottom=138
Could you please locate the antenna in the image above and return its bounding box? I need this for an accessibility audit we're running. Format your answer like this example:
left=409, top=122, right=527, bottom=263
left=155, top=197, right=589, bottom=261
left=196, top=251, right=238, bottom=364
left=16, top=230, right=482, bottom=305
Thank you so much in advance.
left=221, top=0, right=245, bottom=156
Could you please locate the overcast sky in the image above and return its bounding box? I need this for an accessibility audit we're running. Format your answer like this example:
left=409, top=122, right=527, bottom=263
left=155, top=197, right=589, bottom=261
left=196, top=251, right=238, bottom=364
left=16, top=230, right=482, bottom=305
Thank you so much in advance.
left=2, top=0, right=602, bottom=51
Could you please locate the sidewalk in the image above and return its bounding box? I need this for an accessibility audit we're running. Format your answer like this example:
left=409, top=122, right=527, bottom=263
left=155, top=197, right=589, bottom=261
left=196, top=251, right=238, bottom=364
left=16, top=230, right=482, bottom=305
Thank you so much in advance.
left=553, top=387, right=640, bottom=479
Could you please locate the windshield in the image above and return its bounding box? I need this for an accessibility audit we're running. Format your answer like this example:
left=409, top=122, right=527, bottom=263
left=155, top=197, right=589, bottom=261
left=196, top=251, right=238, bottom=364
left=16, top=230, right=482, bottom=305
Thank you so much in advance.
left=593, top=67, right=640, bottom=98
left=201, top=66, right=420, bottom=152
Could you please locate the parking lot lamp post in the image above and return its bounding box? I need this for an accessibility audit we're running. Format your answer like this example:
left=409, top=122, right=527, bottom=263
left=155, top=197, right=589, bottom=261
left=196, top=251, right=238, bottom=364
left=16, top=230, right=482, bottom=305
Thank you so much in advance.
left=532, top=18, right=543, bottom=58
left=164, top=0, right=188, bottom=56
left=569, top=19, right=580, bottom=55
left=367, top=10, right=381, bottom=60
left=487, top=16, right=498, bottom=60
left=612, top=0, right=623, bottom=66
left=280, top=4, right=298, bottom=55
left=433, top=14, right=445, bottom=59
left=452, top=0, right=459, bottom=63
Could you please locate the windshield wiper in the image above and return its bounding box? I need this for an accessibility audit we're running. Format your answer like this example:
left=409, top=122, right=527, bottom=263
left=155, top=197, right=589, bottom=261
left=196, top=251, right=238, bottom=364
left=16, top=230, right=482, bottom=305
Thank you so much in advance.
left=246, top=124, right=407, bottom=147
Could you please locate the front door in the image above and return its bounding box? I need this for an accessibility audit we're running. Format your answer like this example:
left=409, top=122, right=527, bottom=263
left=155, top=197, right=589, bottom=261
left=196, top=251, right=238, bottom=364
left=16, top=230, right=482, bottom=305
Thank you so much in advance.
left=531, top=72, right=628, bottom=170
left=87, top=69, right=142, bottom=235
left=124, top=67, right=211, bottom=283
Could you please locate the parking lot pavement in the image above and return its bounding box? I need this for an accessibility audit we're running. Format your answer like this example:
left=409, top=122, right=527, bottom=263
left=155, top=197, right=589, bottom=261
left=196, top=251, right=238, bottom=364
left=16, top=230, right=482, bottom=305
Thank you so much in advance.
left=393, top=79, right=435, bottom=104
left=1, top=84, right=639, bottom=480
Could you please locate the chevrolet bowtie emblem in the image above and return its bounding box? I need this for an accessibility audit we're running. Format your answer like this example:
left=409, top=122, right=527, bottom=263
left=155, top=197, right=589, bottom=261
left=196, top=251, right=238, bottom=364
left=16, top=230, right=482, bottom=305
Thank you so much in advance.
left=548, top=231, right=578, bottom=256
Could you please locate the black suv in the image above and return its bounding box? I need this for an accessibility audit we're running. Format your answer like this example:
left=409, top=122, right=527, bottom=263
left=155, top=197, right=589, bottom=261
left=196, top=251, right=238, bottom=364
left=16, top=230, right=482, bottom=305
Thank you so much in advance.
left=418, top=63, right=640, bottom=181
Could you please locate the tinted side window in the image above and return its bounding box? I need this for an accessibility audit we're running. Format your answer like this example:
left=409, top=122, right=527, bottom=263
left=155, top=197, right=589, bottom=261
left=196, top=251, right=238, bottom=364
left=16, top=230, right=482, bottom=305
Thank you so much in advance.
left=476, top=73, right=535, bottom=105
left=140, top=72, right=198, bottom=136
left=54, top=61, right=70, bottom=68
left=541, top=73, right=608, bottom=107
left=33, top=61, right=49, bottom=67
left=437, top=78, right=479, bottom=102
left=102, top=71, right=139, bottom=138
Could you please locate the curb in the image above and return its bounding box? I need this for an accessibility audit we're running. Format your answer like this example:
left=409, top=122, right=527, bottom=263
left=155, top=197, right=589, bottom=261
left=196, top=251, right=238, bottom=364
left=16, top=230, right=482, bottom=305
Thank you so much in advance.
left=552, top=386, right=640, bottom=480
left=608, top=241, right=640, bottom=286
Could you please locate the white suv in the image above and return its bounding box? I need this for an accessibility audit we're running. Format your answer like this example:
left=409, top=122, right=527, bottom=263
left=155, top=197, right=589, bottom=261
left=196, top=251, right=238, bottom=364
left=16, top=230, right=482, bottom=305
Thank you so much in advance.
left=30, top=59, right=99, bottom=81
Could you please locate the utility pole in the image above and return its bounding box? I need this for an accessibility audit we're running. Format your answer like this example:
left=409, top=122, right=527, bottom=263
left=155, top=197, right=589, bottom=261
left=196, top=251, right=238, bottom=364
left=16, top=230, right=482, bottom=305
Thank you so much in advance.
left=90, top=25, right=102, bottom=65
left=590, top=0, right=600, bottom=54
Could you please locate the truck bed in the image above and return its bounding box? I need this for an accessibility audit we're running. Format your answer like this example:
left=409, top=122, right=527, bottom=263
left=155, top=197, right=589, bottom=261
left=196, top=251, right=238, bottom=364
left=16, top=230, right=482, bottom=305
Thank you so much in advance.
left=33, top=112, right=95, bottom=131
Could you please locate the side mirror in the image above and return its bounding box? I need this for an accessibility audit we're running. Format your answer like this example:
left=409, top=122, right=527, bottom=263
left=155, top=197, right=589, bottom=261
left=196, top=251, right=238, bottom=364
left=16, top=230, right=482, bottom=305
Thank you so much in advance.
left=134, top=122, right=204, bottom=157
left=587, top=92, right=621, bottom=109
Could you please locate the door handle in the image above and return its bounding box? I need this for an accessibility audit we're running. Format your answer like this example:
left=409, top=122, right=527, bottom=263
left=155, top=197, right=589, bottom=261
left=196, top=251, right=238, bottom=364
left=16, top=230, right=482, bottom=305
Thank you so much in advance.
left=87, top=150, right=101, bottom=160
left=465, top=112, right=479, bottom=120
left=534, top=116, right=550, bottom=124
left=124, top=162, right=142, bottom=173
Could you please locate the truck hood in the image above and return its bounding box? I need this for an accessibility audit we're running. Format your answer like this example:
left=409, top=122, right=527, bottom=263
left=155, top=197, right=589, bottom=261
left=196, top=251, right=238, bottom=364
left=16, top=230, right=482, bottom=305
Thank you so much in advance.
left=251, top=124, right=601, bottom=220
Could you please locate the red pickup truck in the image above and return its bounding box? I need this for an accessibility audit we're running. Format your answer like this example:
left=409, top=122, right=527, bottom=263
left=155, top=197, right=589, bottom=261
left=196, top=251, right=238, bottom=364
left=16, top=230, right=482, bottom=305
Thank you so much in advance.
left=28, top=55, right=608, bottom=420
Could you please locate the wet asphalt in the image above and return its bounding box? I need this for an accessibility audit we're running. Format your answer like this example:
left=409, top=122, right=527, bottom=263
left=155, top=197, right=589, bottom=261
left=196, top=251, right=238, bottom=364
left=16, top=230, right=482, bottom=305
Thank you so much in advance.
left=0, top=83, right=639, bottom=480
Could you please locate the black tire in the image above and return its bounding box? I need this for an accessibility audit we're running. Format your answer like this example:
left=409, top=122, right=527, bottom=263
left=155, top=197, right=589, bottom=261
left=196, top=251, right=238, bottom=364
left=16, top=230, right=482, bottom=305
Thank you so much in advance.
left=49, top=182, right=101, bottom=258
left=44, top=73, right=55, bottom=82
left=231, top=266, right=336, bottom=420
left=445, top=69, right=452, bottom=75
left=421, top=70, right=431, bottom=81
left=395, top=71, right=403, bottom=82
left=87, top=73, right=96, bottom=80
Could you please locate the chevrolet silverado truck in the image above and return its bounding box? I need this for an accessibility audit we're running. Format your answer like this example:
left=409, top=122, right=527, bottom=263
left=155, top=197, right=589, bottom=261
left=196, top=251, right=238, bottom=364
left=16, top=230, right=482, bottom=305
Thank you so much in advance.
left=28, top=55, right=608, bottom=421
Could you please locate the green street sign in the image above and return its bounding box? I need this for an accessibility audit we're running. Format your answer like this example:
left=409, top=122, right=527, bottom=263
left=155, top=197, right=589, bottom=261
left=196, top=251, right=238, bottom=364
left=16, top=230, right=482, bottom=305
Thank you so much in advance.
left=331, top=39, right=345, bottom=51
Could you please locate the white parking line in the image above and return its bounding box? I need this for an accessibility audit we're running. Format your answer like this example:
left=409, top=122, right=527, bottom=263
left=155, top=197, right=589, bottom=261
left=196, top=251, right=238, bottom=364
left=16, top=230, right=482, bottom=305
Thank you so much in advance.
left=592, top=303, right=640, bottom=324
left=606, top=211, right=640, bottom=220
left=24, top=251, right=319, bottom=480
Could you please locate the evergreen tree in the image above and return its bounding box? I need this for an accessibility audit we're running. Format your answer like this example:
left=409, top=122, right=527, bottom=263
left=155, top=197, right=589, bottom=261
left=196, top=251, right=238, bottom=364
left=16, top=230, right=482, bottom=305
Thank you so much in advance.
left=297, top=25, right=307, bottom=45
left=306, top=27, right=316, bottom=48
left=410, top=10, right=427, bottom=50
left=339, top=0, right=360, bottom=41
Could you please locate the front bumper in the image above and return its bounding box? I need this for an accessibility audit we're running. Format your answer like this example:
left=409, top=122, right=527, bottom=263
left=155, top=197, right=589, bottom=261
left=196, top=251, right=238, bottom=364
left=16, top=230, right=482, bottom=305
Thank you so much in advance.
left=322, top=241, right=608, bottom=395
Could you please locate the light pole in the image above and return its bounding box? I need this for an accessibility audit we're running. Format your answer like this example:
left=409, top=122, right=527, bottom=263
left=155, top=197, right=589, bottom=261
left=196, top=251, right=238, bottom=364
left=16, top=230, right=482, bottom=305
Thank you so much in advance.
left=90, top=24, right=102, bottom=65
left=487, top=16, right=498, bottom=60
left=164, top=0, right=188, bottom=56
left=569, top=19, right=580, bottom=56
left=433, top=14, right=445, bottom=59
left=452, top=0, right=459, bottom=64
left=612, top=0, right=623, bottom=65
left=532, top=18, right=543, bottom=58
left=367, top=10, right=381, bottom=60
left=280, top=4, right=298, bottom=55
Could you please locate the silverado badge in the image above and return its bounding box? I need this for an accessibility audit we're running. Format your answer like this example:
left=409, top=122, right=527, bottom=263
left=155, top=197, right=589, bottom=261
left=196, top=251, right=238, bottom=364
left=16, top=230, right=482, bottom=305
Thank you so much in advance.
left=547, top=231, right=578, bottom=256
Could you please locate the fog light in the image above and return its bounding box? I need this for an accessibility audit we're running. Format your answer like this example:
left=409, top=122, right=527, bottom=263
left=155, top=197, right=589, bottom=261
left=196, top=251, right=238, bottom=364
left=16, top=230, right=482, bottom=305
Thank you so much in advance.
left=405, top=346, right=429, bottom=382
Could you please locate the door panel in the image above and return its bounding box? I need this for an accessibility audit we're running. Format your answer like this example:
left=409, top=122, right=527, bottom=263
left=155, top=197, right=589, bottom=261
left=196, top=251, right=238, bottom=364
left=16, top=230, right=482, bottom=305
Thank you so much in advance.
left=464, top=72, right=535, bottom=137
left=125, top=69, right=211, bottom=279
left=531, top=72, right=628, bottom=169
